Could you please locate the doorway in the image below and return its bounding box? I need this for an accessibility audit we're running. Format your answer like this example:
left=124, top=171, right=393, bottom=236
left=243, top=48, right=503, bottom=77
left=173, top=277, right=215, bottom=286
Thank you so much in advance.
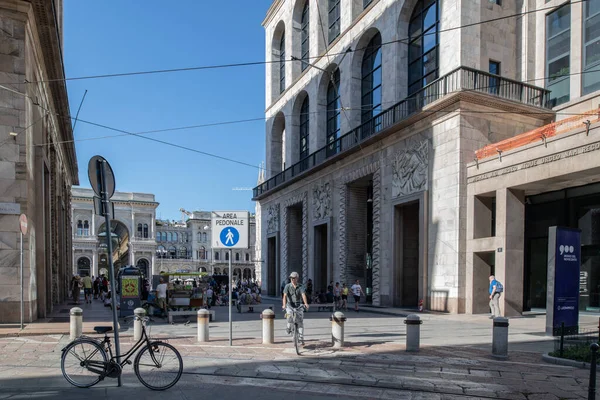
left=314, top=224, right=329, bottom=293
left=267, top=236, right=277, bottom=296
left=393, top=202, right=420, bottom=307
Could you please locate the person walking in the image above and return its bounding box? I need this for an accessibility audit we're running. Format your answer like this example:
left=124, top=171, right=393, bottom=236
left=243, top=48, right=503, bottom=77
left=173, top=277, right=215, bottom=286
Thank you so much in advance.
left=155, top=278, right=168, bottom=318
left=81, top=273, right=93, bottom=304
left=350, top=279, right=365, bottom=313
left=71, top=275, right=82, bottom=305
left=489, top=275, right=502, bottom=319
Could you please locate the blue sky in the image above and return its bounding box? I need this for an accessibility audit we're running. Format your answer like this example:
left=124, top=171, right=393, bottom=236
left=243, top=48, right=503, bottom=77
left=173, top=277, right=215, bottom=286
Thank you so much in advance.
left=64, top=1, right=273, bottom=221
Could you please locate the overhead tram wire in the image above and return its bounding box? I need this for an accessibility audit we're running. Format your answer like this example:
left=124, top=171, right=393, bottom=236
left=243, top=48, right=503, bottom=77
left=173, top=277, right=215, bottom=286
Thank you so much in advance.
left=0, top=0, right=587, bottom=86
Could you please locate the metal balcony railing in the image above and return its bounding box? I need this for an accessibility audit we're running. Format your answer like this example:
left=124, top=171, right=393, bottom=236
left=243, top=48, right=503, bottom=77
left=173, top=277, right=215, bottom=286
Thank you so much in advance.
left=253, top=66, right=551, bottom=198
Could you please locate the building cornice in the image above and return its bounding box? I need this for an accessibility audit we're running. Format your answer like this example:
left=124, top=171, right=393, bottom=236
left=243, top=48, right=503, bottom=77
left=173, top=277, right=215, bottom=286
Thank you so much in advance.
left=72, top=196, right=159, bottom=208
left=262, top=0, right=284, bottom=27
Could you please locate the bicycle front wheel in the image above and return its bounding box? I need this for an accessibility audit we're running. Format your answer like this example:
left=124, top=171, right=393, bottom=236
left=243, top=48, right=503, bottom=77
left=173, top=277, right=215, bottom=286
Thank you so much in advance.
left=134, top=341, right=183, bottom=390
left=61, top=338, right=108, bottom=388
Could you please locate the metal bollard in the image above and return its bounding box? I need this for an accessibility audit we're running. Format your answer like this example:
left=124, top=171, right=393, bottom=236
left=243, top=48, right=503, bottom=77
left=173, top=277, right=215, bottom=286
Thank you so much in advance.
left=133, top=308, right=146, bottom=341
left=492, top=317, right=509, bottom=359
left=404, top=314, right=422, bottom=352
left=589, top=343, right=599, bottom=400
left=330, top=311, right=346, bottom=348
left=261, top=309, right=275, bottom=344
left=69, top=307, right=83, bottom=341
left=197, top=309, right=210, bottom=342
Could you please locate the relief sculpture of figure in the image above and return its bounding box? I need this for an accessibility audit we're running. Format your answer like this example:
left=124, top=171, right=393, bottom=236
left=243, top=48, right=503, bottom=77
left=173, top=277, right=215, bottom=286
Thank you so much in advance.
left=267, top=204, right=279, bottom=233
left=313, top=183, right=331, bottom=221
left=392, top=140, right=428, bottom=198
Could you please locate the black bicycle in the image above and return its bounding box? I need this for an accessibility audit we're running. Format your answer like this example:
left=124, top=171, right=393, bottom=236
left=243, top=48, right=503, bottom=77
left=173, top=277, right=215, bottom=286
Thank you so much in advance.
left=60, top=315, right=183, bottom=390
left=285, top=305, right=305, bottom=355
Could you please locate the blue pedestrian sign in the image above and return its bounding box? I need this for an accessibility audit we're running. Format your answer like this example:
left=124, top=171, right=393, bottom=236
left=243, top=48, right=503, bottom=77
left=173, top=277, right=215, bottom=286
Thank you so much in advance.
left=220, top=226, right=239, bottom=247
left=211, top=211, right=249, bottom=249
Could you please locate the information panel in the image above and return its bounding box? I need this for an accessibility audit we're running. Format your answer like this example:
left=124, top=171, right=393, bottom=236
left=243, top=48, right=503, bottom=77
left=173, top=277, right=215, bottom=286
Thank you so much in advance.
left=211, top=211, right=249, bottom=249
left=546, top=226, right=581, bottom=336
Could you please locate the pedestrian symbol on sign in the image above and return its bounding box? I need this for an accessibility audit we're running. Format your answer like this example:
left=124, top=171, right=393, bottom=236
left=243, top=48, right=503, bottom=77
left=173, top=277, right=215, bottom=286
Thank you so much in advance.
left=220, top=227, right=239, bottom=247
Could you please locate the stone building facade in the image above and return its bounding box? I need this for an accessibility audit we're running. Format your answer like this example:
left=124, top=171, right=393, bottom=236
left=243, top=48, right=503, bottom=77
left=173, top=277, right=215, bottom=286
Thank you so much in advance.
left=254, top=0, right=600, bottom=314
left=72, top=188, right=258, bottom=283
left=0, top=0, right=77, bottom=323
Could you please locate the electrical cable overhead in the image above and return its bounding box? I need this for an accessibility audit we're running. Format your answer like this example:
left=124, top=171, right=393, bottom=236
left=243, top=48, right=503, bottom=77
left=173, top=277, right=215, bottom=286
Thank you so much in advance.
left=0, top=0, right=586, bottom=86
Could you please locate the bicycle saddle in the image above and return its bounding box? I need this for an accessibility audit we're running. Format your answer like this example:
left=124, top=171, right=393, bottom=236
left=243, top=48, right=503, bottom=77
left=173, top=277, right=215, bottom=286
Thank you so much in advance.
left=93, top=326, right=112, bottom=334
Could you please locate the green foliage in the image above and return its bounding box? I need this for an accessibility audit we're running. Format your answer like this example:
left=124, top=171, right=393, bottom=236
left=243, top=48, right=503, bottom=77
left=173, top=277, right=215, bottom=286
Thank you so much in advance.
left=549, top=343, right=599, bottom=364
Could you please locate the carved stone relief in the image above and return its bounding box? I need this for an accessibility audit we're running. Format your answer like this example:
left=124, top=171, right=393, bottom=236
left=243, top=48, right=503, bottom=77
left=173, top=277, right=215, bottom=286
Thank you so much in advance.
left=266, top=203, right=280, bottom=234
left=312, top=182, right=331, bottom=221
left=391, top=140, right=429, bottom=198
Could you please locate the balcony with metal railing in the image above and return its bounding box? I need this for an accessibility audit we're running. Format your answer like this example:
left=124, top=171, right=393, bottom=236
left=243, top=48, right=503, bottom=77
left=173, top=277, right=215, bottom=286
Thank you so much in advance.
left=253, top=66, right=552, bottom=199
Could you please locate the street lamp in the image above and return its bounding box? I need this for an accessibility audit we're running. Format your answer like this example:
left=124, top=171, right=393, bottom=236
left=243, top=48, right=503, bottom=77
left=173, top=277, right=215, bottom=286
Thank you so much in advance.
left=156, top=248, right=167, bottom=273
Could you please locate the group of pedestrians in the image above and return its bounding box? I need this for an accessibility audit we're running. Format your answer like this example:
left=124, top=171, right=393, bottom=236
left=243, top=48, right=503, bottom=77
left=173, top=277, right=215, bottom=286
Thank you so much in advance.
left=301, top=278, right=365, bottom=313
left=69, top=274, right=109, bottom=305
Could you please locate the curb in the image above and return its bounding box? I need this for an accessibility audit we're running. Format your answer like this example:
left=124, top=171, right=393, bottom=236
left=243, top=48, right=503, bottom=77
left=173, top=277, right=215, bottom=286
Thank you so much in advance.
left=542, top=353, right=591, bottom=369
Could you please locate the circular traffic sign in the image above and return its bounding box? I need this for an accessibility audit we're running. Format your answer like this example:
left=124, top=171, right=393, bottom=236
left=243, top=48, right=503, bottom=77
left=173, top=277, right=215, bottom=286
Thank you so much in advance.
left=19, top=214, right=27, bottom=235
left=220, top=226, right=240, bottom=247
left=88, top=155, right=115, bottom=199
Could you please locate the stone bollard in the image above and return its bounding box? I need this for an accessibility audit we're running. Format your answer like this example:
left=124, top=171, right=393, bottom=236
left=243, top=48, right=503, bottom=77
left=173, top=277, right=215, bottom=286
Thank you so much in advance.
left=330, top=311, right=346, bottom=348
left=133, top=308, right=146, bottom=341
left=404, top=314, right=422, bottom=352
left=69, top=307, right=83, bottom=341
left=197, top=309, right=210, bottom=342
left=492, top=317, right=509, bottom=359
left=261, top=309, right=275, bottom=344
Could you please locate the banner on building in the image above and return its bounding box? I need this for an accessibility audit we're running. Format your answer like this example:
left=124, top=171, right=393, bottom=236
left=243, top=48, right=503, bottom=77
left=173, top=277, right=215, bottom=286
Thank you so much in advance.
left=546, top=226, right=581, bottom=336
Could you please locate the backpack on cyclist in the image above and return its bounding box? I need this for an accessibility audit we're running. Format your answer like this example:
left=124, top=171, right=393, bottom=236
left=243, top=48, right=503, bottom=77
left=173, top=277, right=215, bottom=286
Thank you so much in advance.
left=495, top=281, right=504, bottom=293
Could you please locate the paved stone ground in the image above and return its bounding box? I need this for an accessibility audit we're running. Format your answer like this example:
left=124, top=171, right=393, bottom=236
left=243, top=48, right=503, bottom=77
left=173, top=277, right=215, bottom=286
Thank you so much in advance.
left=0, top=333, right=593, bottom=399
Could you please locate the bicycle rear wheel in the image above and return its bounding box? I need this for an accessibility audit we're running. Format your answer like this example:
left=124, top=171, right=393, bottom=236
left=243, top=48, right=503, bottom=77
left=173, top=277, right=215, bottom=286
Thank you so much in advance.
left=293, top=323, right=301, bottom=355
left=61, top=338, right=107, bottom=388
left=134, top=341, right=183, bottom=390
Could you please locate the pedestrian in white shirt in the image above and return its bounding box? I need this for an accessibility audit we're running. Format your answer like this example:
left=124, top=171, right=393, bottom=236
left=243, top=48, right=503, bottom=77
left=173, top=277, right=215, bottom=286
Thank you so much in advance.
left=155, top=278, right=168, bottom=318
left=350, top=280, right=365, bottom=313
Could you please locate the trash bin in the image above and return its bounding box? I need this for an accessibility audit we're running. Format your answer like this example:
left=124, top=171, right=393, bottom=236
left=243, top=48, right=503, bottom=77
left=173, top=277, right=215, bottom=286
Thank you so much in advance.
left=119, top=265, right=142, bottom=318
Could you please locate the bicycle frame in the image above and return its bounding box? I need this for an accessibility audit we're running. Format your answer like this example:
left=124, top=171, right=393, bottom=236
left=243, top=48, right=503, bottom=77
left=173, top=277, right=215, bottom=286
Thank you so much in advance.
left=78, top=320, right=158, bottom=376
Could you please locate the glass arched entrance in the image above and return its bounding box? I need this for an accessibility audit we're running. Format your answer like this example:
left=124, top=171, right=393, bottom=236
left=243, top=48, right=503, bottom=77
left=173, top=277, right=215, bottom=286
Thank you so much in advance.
left=136, top=259, right=149, bottom=277
left=77, top=257, right=91, bottom=277
left=97, top=220, right=130, bottom=278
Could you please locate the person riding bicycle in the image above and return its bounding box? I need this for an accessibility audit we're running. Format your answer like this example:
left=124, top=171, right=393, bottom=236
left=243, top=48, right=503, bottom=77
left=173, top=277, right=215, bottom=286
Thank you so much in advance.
left=282, top=271, right=309, bottom=345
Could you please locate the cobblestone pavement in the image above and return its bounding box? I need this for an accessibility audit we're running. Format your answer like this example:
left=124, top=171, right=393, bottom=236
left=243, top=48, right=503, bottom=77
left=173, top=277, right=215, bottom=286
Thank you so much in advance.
left=0, top=334, right=593, bottom=399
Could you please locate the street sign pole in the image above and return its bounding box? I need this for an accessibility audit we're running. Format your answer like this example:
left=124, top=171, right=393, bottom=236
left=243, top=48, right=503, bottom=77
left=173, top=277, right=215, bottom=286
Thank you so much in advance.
left=229, top=249, right=232, bottom=347
left=99, top=159, right=121, bottom=387
left=19, top=229, right=23, bottom=330
left=19, top=214, right=27, bottom=330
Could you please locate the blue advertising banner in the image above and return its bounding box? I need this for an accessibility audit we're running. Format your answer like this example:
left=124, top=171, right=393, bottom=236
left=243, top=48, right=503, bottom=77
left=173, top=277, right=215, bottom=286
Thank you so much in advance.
left=552, top=227, right=581, bottom=335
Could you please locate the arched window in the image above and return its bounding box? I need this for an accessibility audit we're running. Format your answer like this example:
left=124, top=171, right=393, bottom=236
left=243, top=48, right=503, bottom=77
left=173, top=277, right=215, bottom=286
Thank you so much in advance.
left=167, top=232, right=172, bottom=242
left=197, top=231, right=202, bottom=242
left=143, top=224, right=148, bottom=238
left=203, top=232, right=207, bottom=242
left=279, top=32, right=286, bottom=93
left=137, top=223, right=143, bottom=238
left=215, top=252, right=220, bottom=261
left=76, top=220, right=83, bottom=236
left=173, top=232, right=178, bottom=242
left=299, top=97, right=309, bottom=161
left=83, top=220, right=89, bottom=236
left=200, top=246, right=206, bottom=260
left=326, top=69, right=341, bottom=155
left=408, top=0, right=439, bottom=96
left=245, top=253, right=250, bottom=262
left=178, top=246, right=187, bottom=259
left=157, top=245, right=166, bottom=258
left=300, top=2, right=309, bottom=71
left=361, top=33, right=382, bottom=133
left=235, top=252, right=240, bottom=261
left=328, top=0, right=340, bottom=44
left=168, top=246, right=176, bottom=259
left=161, top=232, right=167, bottom=241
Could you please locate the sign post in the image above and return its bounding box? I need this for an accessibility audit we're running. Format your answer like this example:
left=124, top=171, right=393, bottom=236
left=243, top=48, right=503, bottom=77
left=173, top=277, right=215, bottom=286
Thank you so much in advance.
left=211, top=211, right=250, bottom=346
left=19, top=214, right=27, bottom=330
left=88, top=155, right=121, bottom=386
left=546, top=226, right=581, bottom=336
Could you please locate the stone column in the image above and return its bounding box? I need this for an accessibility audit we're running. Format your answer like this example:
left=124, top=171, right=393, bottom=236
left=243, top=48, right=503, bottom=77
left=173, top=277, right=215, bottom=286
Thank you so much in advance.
left=495, top=188, right=525, bottom=317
